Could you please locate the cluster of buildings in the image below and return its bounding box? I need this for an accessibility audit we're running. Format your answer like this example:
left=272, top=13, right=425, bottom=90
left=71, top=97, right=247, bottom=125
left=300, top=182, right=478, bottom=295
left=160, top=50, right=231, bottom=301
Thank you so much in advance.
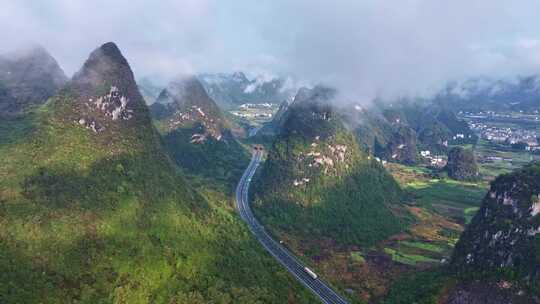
left=478, top=155, right=514, bottom=164
left=420, top=150, right=448, bottom=167
left=459, top=110, right=540, bottom=119
left=468, top=122, right=539, bottom=150
left=231, top=103, right=278, bottom=120
left=238, top=103, right=274, bottom=109
left=231, top=111, right=273, bottom=118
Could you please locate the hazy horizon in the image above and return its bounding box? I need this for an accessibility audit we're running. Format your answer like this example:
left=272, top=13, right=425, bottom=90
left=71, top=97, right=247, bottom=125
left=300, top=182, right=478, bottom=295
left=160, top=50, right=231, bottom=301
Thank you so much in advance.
left=4, top=1, right=540, bottom=101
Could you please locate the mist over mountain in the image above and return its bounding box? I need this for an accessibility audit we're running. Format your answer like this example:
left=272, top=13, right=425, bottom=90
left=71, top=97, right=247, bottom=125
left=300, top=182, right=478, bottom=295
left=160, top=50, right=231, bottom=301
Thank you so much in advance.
left=198, top=72, right=297, bottom=109
left=137, top=77, right=162, bottom=105
left=0, top=45, right=67, bottom=114
left=4, top=2, right=540, bottom=102
left=435, top=75, right=540, bottom=112
left=151, top=75, right=226, bottom=137
left=150, top=75, right=250, bottom=186
left=253, top=86, right=409, bottom=247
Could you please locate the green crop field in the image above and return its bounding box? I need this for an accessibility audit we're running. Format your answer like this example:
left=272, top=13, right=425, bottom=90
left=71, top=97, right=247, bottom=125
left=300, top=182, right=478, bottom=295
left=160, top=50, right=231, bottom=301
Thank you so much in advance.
left=475, top=139, right=539, bottom=179
left=406, top=178, right=487, bottom=223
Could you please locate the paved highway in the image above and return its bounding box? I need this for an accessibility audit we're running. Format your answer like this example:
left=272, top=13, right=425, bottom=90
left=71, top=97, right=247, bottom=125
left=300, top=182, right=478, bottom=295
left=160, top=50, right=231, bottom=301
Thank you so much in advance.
left=235, top=150, right=349, bottom=304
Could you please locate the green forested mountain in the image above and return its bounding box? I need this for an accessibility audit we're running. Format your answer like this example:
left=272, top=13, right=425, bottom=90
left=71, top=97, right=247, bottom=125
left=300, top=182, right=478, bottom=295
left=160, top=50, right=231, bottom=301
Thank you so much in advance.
left=252, top=86, right=410, bottom=247
left=150, top=76, right=249, bottom=189
left=0, top=42, right=315, bottom=304
left=269, top=95, right=477, bottom=165
left=380, top=103, right=477, bottom=153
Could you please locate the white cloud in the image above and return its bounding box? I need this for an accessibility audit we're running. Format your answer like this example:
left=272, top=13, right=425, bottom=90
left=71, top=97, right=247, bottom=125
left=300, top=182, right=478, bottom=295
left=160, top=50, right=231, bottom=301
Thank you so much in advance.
left=2, top=1, right=540, bottom=101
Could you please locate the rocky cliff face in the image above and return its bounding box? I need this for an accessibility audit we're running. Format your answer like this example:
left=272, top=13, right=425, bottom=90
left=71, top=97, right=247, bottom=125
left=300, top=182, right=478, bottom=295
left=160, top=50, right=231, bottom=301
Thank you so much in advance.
left=66, top=42, right=151, bottom=137
left=446, top=147, right=479, bottom=181
left=150, top=76, right=227, bottom=144
left=0, top=45, right=67, bottom=114
left=451, top=162, right=540, bottom=280
left=445, top=281, right=538, bottom=304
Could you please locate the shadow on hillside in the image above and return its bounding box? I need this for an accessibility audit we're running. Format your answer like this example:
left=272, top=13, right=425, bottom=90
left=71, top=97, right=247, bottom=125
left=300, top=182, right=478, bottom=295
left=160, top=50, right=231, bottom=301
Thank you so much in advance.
left=252, top=152, right=414, bottom=247
left=20, top=152, right=208, bottom=213
left=0, top=113, right=40, bottom=146
left=1, top=187, right=313, bottom=303
left=163, top=128, right=250, bottom=192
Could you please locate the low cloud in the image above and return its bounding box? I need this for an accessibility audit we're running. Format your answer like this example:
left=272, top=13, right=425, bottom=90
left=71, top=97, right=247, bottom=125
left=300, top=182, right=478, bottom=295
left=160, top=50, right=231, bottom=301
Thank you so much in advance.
left=257, top=0, right=540, bottom=101
left=2, top=1, right=540, bottom=101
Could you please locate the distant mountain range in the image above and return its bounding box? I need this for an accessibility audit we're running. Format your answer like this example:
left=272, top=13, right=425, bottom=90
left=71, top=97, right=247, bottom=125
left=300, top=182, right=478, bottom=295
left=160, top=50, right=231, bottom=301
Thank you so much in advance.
left=198, top=72, right=297, bottom=109
left=137, top=77, right=162, bottom=105
left=436, top=76, right=540, bottom=111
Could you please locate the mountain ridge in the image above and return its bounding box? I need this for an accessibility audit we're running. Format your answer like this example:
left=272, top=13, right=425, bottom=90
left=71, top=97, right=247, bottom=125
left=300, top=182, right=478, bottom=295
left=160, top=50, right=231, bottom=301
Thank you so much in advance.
left=252, top=86, right=409, bottom=247
left=0, top=45, right=67, bottom=114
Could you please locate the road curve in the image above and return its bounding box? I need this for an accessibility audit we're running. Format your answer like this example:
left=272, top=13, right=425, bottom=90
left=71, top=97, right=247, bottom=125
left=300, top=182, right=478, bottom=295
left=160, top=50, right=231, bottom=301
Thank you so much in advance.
left=235, top=150, right=350, bottom=304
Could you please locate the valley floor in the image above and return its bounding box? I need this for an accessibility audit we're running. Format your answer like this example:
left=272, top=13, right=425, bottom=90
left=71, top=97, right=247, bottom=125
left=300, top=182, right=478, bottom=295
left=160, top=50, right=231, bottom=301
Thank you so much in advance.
left=254, top=159, right=487, bottom=303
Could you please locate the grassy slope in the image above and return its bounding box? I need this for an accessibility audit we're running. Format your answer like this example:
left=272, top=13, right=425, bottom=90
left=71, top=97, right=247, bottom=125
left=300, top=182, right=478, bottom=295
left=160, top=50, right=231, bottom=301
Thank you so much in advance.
left=0, top=95, right=315, bottom=303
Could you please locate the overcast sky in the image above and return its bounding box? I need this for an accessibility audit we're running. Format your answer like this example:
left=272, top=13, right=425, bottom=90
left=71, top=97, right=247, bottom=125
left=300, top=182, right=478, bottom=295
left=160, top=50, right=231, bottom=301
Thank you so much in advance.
left=3, top=1, right=540, bottom=100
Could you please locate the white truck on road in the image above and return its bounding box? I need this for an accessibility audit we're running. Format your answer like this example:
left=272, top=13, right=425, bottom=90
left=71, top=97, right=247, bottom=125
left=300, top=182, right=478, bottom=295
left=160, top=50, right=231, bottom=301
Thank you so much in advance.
left=304, top=267, right=318, bottom=279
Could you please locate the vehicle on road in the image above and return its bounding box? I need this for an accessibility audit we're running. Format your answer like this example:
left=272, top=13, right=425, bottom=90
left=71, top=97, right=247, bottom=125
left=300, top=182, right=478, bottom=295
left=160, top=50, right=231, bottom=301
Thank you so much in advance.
left=236, top=152, right=348, bottom=303
left=304, top=267, right=318, bottom=279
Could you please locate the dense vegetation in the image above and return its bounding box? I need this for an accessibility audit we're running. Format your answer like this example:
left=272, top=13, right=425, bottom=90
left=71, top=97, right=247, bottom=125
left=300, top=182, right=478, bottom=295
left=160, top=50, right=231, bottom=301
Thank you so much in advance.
left=151, top=76, right=250, bottom=190
left=253, top=90, right=410, bottom=247
left=382, top=270, right=451, bottom=304
left=161, top=126, right=249, bottom=190
left=445, top=146, right=479, bottom=181
left=0, top=43, right=316, bottom=304
left=380, top=104, right=477, bottom=153
left=452, top=162, right=540, bottom=280
left=342, top=101, right=477, bottom=166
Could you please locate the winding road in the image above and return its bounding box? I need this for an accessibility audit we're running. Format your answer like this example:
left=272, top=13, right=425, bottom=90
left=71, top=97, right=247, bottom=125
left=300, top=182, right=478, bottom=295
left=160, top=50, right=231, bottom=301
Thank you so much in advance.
left=235, top=149, right=350, bottom=304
